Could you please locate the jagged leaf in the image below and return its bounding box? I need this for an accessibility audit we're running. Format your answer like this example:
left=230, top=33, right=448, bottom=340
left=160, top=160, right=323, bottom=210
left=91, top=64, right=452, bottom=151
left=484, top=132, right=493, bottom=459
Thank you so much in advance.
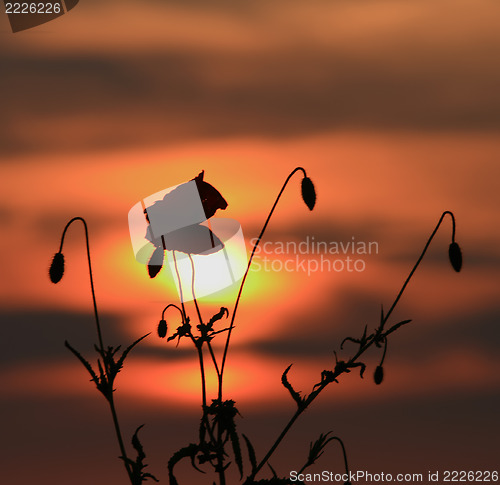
left=281, top=365, right=303, bottom=408
left=228, top=422, right=243, bottom=478
left=168, top=444, right=204, bottom=485
left=243, top=434, right=257, bottom=473
left=64, top=340, right=98, bottom=383
left=385, top=319, right=412, bottom=337
left=116, top=333, right=150, bottom=371
left=208, top=307, right=229, bottom=328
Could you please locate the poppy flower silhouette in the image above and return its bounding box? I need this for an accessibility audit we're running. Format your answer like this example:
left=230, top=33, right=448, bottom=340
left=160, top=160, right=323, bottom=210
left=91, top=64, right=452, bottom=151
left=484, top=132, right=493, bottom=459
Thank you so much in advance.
left=128, top=171, right=247, bottom=301
left=6, top=0, right=79, bottom=33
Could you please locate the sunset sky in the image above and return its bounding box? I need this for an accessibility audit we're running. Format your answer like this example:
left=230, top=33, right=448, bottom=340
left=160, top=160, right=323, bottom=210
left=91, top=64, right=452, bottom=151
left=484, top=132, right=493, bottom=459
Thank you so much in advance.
left=1, top=1, right=499, bottom=484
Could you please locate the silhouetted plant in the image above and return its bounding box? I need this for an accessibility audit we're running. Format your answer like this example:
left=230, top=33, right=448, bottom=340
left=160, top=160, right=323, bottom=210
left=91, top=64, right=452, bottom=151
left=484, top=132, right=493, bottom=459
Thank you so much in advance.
left=49, top=217, right=157, bottom=484
left=151, top=169, right=462, bottom=484
left=49, top=172, right=463, bottom=485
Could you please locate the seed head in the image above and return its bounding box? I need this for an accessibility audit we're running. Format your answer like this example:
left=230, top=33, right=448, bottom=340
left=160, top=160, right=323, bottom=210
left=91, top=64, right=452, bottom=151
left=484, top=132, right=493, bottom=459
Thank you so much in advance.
left=301, top=176, right=316, bottom=211
left=49, top=252, right=65, bottom=284
left=374, top=365, right=384, bottom=385
left=158, top=319, right=168, bottom=338
left=448, top=242, right=462, bottom=272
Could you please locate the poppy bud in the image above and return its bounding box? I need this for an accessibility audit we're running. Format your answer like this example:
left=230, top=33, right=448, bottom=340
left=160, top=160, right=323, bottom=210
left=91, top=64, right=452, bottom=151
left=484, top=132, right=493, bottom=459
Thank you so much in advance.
left=157, top=319, right=168, bottom=338
left=148, top=246, right=164, bottom=278
left=49, top=252, right=65, bottom=284
left=374, top=365, right=384, bottom=385
left=448, top=242, right=462, bottom=272
left=301, top=176, right=316, bottom=211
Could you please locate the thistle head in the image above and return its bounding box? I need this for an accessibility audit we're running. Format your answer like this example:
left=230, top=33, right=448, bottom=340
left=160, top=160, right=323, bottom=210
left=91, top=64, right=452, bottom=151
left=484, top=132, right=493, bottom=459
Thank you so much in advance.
left=49, top=252, right=65, bottom=284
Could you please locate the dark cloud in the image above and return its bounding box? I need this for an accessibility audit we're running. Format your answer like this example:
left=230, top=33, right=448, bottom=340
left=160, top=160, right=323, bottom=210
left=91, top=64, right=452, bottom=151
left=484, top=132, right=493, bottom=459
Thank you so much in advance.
left=1, top=36, right=500, bottom=156
left=242, top=284, right=500, bottom=362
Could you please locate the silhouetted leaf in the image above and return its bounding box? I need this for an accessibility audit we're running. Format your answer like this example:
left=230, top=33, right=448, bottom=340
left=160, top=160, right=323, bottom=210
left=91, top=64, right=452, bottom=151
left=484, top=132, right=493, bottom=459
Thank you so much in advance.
left=281, top=365, right=304, bottom=409
left=229, top=421, right=244, bottom=478
left=49, top=252, right=65, bottom=283
left=243, top=434, right=257, bottom=473
left=449, top=242, right=462, bottom=272
left=132, top=425, right=146, bottom=461
left=301, top=176, right=316, bottom=211
left=385, top=319, right=412, bottom=337
left=208, top=307, right=229, bottom=327
left=116, top=334, right=150, bottom=371
left=64, top=340, right=98, bottom=383
left=121, top=425, right=159, bottom=484
left=301, top=432, right=337, bottom=471
left=168, top=444, right=204, bottom=485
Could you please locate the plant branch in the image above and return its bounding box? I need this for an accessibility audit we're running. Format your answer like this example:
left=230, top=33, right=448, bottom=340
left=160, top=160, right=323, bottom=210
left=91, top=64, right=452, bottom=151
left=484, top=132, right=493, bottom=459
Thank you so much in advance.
left=246, top=210, right=459, bottom=482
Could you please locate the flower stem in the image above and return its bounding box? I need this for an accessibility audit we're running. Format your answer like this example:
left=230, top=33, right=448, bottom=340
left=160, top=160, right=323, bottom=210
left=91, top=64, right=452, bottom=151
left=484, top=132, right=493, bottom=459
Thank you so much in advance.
left=59, top=217, right=104, bottom=352
left=219, top=167, right=308, bottom=399
left=382, top=210, right=456, bottom=328
left=58, top=217, right=133, bottom=483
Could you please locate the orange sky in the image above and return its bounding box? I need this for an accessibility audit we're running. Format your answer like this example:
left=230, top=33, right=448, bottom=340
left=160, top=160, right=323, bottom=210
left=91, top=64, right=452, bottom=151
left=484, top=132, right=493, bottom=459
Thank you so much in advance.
left=1, top=1, right=499, bottom=484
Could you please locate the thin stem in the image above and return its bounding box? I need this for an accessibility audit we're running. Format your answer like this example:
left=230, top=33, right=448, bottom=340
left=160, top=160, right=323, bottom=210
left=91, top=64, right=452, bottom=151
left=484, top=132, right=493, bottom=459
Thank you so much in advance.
left=188, top=254, right=204, bottom=326
left=162, top=303, right=185, bottom=322
left=109, top=394, right=134, bottom=481
left=172, top=250, right=187, bottom=319
left=219, top=167, right=307, bottom=399
left=196, top=342, right=207, bottom=408
left=187, top=254, right=221, bottom=378
left=59, top=217, right=104, bottom=352
left=187, top=257, right=226, bottom=485
left=58, top=217, right=133, bottom=482
left=382, top=210, right=456, bottom=327
left=331, top=437, right=349, bottom=477
left=380, top=337, right=388, bottom=366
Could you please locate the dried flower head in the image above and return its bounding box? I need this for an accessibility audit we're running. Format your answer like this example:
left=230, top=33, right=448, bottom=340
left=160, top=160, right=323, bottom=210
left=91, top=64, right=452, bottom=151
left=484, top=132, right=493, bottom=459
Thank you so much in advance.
left=301, top=176, right=316, bottom=211
left=49, top=252, right=65, bottom=284
left=448, top=241, right=462, bottom=272
left=374, top=365, right=384, bottom=385
left=158, top=319, right=168, bottom=338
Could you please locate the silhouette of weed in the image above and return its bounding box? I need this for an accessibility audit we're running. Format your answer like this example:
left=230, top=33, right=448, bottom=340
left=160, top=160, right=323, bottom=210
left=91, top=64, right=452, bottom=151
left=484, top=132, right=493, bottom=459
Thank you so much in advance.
left=49, top=170, right=462, bottom=484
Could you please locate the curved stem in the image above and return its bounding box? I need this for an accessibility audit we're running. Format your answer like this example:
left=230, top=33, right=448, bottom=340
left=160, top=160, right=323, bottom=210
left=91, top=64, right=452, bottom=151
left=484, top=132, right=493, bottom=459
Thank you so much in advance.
left=331, top=436, right=349, bottom=477
left=219, top=167, right=307, bottom=399
left=382, top=210, right=456, bottom=327
left=162, top=303, right=185, bottom=322
left=59, top=217, right=104, bottom=352
left=380, top=337, right=388, bottom=366
left=58, top=217, right=133, bottom=482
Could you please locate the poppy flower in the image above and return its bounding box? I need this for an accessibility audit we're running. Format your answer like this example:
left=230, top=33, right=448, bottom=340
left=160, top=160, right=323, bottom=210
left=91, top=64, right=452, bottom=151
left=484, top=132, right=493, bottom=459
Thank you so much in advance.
left=192, top=170, right=228, bottom=219
left=142, top=171, right=227, bottom=278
